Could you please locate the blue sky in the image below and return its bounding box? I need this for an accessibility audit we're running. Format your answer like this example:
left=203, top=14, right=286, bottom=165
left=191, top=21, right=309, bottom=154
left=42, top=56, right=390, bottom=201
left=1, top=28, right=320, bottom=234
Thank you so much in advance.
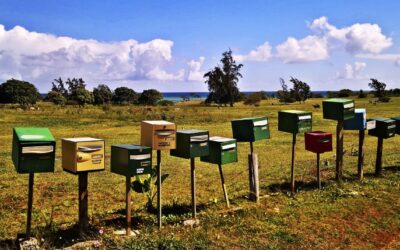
left=0, top=0, right=399, bottom=92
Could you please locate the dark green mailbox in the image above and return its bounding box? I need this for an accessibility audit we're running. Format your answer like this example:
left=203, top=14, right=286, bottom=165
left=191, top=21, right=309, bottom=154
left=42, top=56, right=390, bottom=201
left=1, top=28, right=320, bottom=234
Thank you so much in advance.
left=368, top=118, right=396, bottom=139
left=12, top=127, right=56, bottom=173
left=231, top=117, right=270, bottom=142
left=170, top=130, right=209, bottom=158
left=111, top=144, right=152, bottom=176
left=391, top=117, right=400, bottom=135
left=278, top=110, right=312, bottom=134
left=323, top=98, right=355, bottom=121
left=201, top=136, right=237, bottom=165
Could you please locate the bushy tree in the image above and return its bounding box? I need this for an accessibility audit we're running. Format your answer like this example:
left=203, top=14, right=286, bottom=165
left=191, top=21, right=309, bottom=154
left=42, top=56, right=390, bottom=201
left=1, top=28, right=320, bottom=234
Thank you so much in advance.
left=51, top=78, right=68, bottom=98
left=65, top=78, right=93, bottom=106
left=358, top=89, right=367, bottom=98
left=337, top=89, right=354, bottom=97
left=204, top=50, right=243, bottom=106
left=276, top=78, right=294, bottom=104
left=368, top=78, right=386, bottom=98
left=243, top=92, right=264, bottom=106
left=0, top=79, right=40, bottom=105
left=112, top=87, right=138, bottom=105
left=289, top=77, right=311, bottom=103
left=93, top=84, right=113, bottom=105
left=138, top=89, right=163, bottom=105
left=45, top=91, right=66, bottom=105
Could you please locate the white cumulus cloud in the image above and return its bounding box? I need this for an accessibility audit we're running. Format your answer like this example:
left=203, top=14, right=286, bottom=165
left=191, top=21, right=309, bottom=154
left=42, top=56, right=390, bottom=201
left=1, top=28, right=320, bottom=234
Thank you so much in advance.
left=356, top=53, right=400, bottom=66
left=310, top=16, right=392, bottom=54
left=0, top=24, right=186, bottom=90
left=187, top=56, right=205, bottom=81
left=337, top=61, right=367, bottom=79
left=234, top=42, right=272, bottom=62
left=276, top=36, right=328, bottom=63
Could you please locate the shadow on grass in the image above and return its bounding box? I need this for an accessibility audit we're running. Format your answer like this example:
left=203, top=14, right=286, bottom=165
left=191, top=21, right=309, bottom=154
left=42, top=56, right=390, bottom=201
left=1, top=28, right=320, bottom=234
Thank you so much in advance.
left=265, top=180, right=328, bottom=193
left=0, top=239, right=15, bottom=249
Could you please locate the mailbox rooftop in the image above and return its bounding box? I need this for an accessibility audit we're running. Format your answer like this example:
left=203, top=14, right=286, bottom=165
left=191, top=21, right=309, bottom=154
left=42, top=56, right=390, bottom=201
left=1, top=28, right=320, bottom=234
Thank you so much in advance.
left=324, top=98, right=353, bottom=103
left=113, top=144, right=151, bottom=150
left=14, top=127, right=55, bottom=141
left=142, top=120, right=174, bottom=125
left=373, top=117, right=395, bottom=122
left=280, top=110, right=310, bottom=114
left=177, top=129, right=208, bottom=134
left=62, top=137, right=103, bottom=142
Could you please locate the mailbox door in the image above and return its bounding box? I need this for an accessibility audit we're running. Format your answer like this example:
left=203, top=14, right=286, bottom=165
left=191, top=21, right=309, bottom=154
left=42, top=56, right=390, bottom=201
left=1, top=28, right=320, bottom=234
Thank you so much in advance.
left=128, top=151, right=152, bottom=175
left=297, top=117, right=312, bottom=133
left=76, top=141, right=105, bottom=171
left=189, top=134, right=209, bottom=158
left=385, top=121, right=396, bottom=138
left=18, top=142, right=55, bottom=173
left=342, top=102, right=355, bottom=120
left=392, top=117, right=400, bottom=135
left=154, top=128, right=176, bottom=150
left=220, top=141, right=238, bottom=165
left=253, top=118, right=270, bottom=141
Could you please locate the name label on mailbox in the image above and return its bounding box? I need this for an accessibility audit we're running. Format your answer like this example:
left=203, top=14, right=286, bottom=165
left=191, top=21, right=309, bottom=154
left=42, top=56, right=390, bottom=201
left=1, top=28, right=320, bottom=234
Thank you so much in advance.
left=130, top=154, right=151, bottom=160
left=254, top=120, right=268, bottom=126
left=344, top=103, right=354, bottom=109
left=22, top=145, right=54, bottom=154
left=388, top=125, right=396, bottom=129
left=298, top=115, right=312, bottom=120
left=222, top=143, right=236, bottom=150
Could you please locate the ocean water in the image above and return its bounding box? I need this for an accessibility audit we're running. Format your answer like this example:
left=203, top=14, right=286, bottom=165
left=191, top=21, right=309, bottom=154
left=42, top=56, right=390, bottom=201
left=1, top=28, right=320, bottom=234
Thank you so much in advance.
left=162, top=91, right=329, bottom=102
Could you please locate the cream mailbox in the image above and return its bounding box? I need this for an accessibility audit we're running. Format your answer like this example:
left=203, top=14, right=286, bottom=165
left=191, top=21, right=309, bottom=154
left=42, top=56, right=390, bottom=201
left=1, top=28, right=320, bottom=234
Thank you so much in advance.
left=62, top=137, right=105, bottom=173
left=141, top=120, right=176, bottom=150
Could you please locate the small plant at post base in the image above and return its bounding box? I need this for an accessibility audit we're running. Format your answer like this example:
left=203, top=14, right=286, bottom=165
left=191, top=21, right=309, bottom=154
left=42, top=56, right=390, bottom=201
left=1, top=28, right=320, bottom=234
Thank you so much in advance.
left=131, top=169, right=169, bottom=212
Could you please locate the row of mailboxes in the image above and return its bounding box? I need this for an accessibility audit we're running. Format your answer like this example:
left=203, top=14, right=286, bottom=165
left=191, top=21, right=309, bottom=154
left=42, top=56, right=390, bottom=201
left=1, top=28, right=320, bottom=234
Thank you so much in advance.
left=278, top=110, right=312, bottom=134
left=323, top=98, right=355, bottom=121
left=231, top=117, right=270, bottom=142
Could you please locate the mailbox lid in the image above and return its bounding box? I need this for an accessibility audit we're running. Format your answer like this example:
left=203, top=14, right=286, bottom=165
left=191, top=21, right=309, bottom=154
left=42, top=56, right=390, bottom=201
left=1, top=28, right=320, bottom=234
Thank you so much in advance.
left=14, top=127, right=55, bottom=142
left=111, top=144, right=152, bottom=176
left=391, top=117, right=400, bottom=134
left=305, top=131, right=333, bottom=154
left=170, top=129, right=209, bottom=158
left=343, top=108, right=366, bottom=130
left=231, top=117, right=269, bottom=142
left=368, top=117, right=396, bottom=138
left=201, top=136, right=237, bottom=165
left=278, top=110, right=312, bottom=134
left=323, top=98, right=355, bottom=121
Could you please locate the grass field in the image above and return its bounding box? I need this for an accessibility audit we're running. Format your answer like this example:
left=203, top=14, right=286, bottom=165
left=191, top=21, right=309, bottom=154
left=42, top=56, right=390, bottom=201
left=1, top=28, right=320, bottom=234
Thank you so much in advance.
left=0, top=97, right=399, bottom=249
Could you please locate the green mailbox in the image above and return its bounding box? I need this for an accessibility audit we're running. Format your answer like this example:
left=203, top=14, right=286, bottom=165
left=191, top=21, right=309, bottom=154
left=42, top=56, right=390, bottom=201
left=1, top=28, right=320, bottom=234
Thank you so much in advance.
left=278, top=110, right=312, bottom=134
left=322, top=98, right=355, bottom=121
left=170, top=130, right=209, bottom=158
left=111, top=144, right=152, bottom=176
left=231, top=117, right=270, bottom=142
left=368, top=118, right=396, bottom=139
left=200, top=136, right=238, bottom=165
left=391, top=117, right=400, bottom=135
left=12, top=128, right=56, bottom=173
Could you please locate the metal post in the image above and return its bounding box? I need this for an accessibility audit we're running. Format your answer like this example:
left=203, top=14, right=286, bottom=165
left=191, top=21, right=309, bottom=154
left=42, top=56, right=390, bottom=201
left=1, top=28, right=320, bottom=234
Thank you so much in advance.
left=290, top=133, right=296, bottom=193
left=78, top=172, right=89, bottom=233
left=218, top=164, right=230, bottom=208
left=156, top=150, right=162, bottom=228
left=190, top=158, right=196, bottom=218
left=317, top=153, right=321, bottom=189
left=336, top=120, right=344, bottom=183
left=126, top=176, right=131, bottom=236
left=358, top=130, right=365, bottom=180
left=375, top=137, right=383, bottom=176
left=26, top=173, right=34, bottom=239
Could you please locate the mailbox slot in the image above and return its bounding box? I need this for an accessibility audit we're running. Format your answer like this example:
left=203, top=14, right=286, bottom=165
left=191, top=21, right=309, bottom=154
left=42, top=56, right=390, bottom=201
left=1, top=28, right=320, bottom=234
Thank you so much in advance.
left=190, top=135, right=208, bottom=142
left=21, top=145, right=54, bottom=154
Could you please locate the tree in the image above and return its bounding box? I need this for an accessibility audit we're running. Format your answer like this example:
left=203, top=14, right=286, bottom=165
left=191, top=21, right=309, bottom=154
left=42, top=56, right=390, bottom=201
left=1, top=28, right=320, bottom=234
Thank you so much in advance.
left=337, top=89, right=354, bottom=97
left=65, top=78, right=93, bottom=106
left=51, top=78, right=68, bottom=98
left=0, top=79, right=40, bottom=105
left=289, top=77, right=311, bottom=103
left=112, top=87, right=138, bottom=105
left=368, top=78, right=386, bottom=98
left=93, top=84, right=113, bottom=105
left=358, top=89, right=367, bottom=98
left=138, top=89, right=163, bottom=105
left=276, top=78, right=294, bottom=104
left=204, top=50, right=243, bottom=107
left=45, top=91, right=67, bottom=105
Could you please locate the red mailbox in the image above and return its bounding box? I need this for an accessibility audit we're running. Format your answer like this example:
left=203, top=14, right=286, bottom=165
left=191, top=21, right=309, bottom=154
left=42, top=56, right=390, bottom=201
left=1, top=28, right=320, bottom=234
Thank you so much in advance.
left=305, top=131, right=333, bottom=154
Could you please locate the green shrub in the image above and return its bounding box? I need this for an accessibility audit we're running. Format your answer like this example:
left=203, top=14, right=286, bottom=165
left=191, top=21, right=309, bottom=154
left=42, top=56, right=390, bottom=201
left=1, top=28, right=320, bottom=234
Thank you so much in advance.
left=158, top=100, right=175, bottom=106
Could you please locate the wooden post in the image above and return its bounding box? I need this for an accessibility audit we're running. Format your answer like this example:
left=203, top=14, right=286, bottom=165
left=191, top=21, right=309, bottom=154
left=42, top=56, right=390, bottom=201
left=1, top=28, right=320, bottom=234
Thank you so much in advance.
left=218, top=164, right=230, bottom=208
left=125, top=176, right=131, bottom=236
left=375, top=137, right=383, bottom=176
left=26, top=173, right=34, bottom=239
left=358, top=130, right=365, bottom=180
left=190, top=158, right=196, bottom=219
left=317, top=153, right=321, bottom=189
left=156, top=150, right=162, bottom=228
left=336, top=120, right=344, bottom=183
left=290, top=133, right=297, bottom=193
left=78, top=172, right=89, bottom=233
left=248, top=151, right=259, bottom=202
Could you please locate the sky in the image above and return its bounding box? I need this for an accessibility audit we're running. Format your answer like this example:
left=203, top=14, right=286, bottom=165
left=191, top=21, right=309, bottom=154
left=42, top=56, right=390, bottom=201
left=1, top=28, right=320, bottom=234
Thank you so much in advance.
left=0, top=0, right=399, bottom=92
